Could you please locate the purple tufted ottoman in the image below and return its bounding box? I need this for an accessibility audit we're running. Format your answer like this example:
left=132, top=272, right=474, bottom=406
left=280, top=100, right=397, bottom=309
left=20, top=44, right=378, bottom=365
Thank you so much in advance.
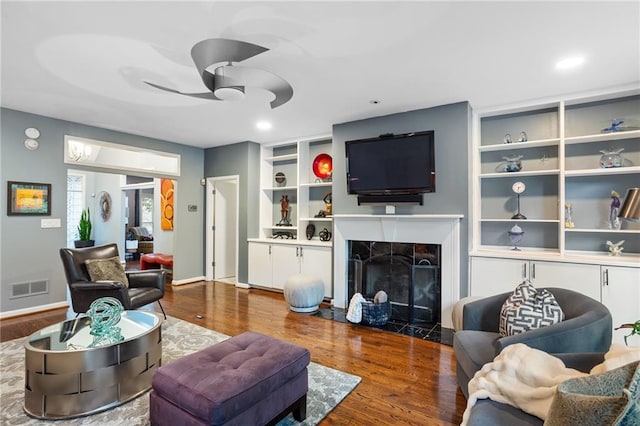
left=149, top=331, right=310, bottom=426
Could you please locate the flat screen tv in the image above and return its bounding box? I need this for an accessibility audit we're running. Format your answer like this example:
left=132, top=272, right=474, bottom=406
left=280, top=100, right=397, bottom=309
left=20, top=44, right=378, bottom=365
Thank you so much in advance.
left=345, top=131, right=435, bottom=195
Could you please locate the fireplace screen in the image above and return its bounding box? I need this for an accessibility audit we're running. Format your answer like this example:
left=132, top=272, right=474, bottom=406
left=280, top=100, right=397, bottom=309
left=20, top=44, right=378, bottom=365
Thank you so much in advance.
left=348, top=241, right=441, bottom=325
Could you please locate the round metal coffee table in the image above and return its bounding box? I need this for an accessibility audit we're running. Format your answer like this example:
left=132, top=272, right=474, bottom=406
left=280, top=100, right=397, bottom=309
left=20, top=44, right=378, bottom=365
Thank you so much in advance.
left=23, top=310, right=162, bottom=419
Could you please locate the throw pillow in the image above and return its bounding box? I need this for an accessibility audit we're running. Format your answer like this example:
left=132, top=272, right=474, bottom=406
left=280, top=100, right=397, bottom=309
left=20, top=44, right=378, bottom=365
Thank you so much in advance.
left=499, top=281, right=564, bottom=337
left=85, top=256, right=129, bottom=288
left=545, top=361, right=640, bottom=426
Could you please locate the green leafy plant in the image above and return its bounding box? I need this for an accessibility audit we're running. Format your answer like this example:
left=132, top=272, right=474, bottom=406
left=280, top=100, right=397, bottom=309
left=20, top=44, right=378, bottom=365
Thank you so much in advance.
left=615, top=320, right=640, bottom=346
left=77, top=207, right=92, bottom=241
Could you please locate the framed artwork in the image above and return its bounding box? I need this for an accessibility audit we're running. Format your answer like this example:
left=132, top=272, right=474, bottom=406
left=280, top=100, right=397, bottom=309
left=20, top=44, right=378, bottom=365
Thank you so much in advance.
left=160, top=178, right=174, bottom=230
left=7, top=181, right=51, bottom=215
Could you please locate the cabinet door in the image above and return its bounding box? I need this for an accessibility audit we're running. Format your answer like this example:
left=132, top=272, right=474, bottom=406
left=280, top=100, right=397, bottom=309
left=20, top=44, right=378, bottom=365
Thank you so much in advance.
left=271, top=244, right=300, bottom=290
left=299, top=245, right=332, bottom=298
left=530, top=261, right=601, bottom=301
left=602, top=266, right=640, bottom=345
left=248, top=242, right=273, bottom=287
left=470, top=257, right=526, bottom=298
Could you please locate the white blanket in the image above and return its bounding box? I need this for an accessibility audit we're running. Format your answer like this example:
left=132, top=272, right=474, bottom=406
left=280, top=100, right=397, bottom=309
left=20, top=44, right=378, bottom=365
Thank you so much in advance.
left=346, top=293, right=365, bottom=323
left=461, top=343, right=640, bottom=425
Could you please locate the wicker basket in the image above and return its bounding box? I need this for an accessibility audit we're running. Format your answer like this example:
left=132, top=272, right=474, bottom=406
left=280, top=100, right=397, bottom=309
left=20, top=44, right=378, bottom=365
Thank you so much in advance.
left=360, top=300, right=391, bottom=326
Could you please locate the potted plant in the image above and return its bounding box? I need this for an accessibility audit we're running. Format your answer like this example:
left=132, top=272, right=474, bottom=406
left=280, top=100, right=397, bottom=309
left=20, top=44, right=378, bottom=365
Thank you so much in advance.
left=615, top=320, right=640, bottom=346
left=74, top=207, right=94, bottom=248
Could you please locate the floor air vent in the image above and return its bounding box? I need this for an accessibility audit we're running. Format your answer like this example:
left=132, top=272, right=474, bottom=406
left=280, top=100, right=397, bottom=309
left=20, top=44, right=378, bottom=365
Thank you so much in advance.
left=10, top=280, right=49, bottom=299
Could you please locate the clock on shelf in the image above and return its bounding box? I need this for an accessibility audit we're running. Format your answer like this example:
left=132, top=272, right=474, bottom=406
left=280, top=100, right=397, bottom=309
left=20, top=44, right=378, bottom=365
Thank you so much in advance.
left=511, top=181, right=527, bottom=220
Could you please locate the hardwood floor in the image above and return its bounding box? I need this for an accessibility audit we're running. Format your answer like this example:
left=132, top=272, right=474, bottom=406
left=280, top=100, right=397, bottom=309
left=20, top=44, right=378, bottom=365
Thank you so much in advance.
left=0, top=281, right=466, bottom=425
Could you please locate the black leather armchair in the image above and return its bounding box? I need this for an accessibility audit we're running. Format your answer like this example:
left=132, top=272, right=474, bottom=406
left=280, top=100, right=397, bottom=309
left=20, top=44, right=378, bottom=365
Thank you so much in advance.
left=60, top=243, right=166, bottom=318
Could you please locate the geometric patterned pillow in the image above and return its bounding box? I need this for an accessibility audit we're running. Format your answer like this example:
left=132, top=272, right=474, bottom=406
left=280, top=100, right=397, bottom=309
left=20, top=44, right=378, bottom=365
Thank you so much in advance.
left=85, top=256, right=129, bottom=288
left=499, top=280, right=564, bottom=337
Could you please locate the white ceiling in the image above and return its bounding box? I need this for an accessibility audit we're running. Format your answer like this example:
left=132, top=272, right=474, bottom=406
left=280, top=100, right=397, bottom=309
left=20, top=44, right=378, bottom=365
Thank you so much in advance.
left=2, top=1, right=639, bottom=149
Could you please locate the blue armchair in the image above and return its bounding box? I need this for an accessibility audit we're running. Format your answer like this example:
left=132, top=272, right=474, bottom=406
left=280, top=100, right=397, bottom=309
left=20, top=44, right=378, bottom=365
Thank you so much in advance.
left=453, top=287, right=612, bottom=399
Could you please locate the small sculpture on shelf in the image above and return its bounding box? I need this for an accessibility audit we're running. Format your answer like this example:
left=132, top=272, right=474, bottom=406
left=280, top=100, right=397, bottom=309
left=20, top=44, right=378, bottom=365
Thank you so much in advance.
left=606, top=240, right=625, bottom=256
left=306, top=224, right=315, bottom=240
left=498, top=154, right=523, bottom=173
left=599, top=148, right=624, bottom=168
left=601, top=119, right=624, bottom=133
left=609, top=190, right=622, bottom=230
left=277, top=194, right=292, bottom=226
left=507, top=224, right=525, bottom=251
left=274, top=172, right=286, bottom=186
left=503, top=133, right=513, bottom=144
left=323, top=192, right=332, bottom=216
left=319, top=227, right=332, bottom=242
left=565, top=202, right=575, bottom=228
left=517, top=131, right=528, bottom=143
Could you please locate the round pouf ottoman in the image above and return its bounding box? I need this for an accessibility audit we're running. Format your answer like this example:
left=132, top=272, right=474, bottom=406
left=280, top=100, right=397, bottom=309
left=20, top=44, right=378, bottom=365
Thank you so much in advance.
left=283, top=274, right=325, bottom=313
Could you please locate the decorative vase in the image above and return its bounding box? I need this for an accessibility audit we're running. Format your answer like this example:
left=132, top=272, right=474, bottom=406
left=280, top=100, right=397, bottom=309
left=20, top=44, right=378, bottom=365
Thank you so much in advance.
left=599, top=149, right=624, bottom=168
left=74, top=240, right=95, bottom=248
left=306, top=224, right=315, bottom=240
left=507, top=225, right=524, bottom=251
left=499, top=154, right=523, bottom=173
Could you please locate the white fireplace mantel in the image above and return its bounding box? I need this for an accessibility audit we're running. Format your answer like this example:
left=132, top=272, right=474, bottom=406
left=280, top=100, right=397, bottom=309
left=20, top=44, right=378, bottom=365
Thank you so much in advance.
left=333, top=214, right=463, bottom=329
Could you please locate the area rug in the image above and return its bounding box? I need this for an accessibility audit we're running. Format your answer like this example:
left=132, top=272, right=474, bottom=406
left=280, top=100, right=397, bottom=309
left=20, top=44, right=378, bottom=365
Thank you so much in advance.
left=0, top=316, right=361, bottom=425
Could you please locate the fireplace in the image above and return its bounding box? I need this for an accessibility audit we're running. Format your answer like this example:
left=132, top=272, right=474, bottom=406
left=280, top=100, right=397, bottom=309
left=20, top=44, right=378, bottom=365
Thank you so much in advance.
left=348, top=241, right=441, bottom=325
left=333, top=214, right=462, bottom=329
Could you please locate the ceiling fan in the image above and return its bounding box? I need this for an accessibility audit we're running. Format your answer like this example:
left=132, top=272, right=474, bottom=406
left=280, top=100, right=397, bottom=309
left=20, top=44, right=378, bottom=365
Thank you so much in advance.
left=145, top=38, right=293, bottom=109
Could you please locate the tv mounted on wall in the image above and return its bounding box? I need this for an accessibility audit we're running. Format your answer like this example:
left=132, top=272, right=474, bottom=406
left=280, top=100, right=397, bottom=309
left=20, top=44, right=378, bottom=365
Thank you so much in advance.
left=345, top=131, right=435, bottom=202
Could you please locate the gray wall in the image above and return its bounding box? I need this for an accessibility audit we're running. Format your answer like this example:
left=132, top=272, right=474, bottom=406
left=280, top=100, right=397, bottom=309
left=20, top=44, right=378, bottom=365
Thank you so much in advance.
left=332, top=101, right=471, bottom=296
left=1, top=108, right=205, bottom=313
left=204, top=141, right=260, bottom=284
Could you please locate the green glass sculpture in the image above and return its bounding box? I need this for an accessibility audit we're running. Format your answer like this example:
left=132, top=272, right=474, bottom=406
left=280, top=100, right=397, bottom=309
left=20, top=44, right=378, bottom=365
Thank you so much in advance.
left=87, top=297, right=124, bottom=348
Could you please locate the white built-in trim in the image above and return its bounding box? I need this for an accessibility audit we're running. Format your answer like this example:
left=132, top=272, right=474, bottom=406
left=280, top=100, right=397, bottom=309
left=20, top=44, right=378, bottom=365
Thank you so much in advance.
left=0, top=301, right=69, bottom=320
left=171, top=276, right=206, bottom=286
left=333, top=214, right=463, bottom=329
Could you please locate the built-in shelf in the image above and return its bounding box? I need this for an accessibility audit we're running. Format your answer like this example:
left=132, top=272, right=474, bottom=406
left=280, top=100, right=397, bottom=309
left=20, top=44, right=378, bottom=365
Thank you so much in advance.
left=264, top=153, right=298, bottom=162
left=565, top=166, right=640, bottom=177
left=299, top=182, right=332, bottom=188
left=479, top=138, right=560, bottom=152
left=480, top=169, right=560, bottom=178
left=565, top=228, right=640, bottom=234
left=564, top=129, right=640, bottom=144
left=480, top=219, right=560, bottom=223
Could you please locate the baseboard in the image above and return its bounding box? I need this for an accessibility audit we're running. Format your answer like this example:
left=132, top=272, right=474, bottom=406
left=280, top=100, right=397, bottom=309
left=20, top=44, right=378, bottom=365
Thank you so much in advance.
left=0, top=301, right=69, bottom=320
left=171, top=276, right=206, bottom=286
left=235, top=282, right=251, bottom=289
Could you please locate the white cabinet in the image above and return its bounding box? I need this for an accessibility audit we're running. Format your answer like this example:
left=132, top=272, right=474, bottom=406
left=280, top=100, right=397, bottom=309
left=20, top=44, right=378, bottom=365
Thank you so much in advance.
left=602, top=266, right=640, bottom=345
left=470, top=257, right=600, bottom=300
left=248, top=241, right=332, bottom=298
left=248, top=242, right=273, bottom=287
left=271, top=244, right=301, bottom=290
left=299, top=245, right=332, bottom=298
left=250, top=135, right=334, bottom=298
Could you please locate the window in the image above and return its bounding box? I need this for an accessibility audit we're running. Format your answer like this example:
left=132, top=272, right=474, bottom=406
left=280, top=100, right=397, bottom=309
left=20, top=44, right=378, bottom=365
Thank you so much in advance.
left=140, top=188, right=154, bottom=232
left=66, top=173, right=85, bottom=247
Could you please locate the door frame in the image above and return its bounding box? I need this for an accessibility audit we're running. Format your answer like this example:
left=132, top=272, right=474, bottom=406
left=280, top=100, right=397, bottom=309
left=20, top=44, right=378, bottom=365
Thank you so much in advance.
left=205, top=175, right=240, bottom=284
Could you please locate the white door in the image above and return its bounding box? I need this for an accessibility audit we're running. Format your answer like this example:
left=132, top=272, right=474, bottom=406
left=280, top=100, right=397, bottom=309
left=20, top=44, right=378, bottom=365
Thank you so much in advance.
left=248, top=242, right=273, bottom=287
left=214, top=179, right=238, bottom=281
left=530, top=261, right=601, bottom=301
left=602, top=266, right=640, bottom=345
left=299, top=245, right=332, bottom=298
left=469, top=257, right=527, bottom=298
left=206, top=176, right=239, bottom=283
left=271, top=244, right=300, bottom=290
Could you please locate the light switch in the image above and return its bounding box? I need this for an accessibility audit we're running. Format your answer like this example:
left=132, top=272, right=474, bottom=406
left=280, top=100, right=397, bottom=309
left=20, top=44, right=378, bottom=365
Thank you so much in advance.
left=41, top=218, right=61, bottom=228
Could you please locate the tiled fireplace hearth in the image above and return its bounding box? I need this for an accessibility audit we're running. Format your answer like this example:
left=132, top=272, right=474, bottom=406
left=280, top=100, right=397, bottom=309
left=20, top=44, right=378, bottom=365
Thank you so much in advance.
left=333, top=214, right=463, bottom=329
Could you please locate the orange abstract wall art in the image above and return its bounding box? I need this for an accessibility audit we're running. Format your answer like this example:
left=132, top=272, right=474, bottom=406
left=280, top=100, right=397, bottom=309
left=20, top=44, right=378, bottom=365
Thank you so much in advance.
left=160, top=178, right=175, bottom=231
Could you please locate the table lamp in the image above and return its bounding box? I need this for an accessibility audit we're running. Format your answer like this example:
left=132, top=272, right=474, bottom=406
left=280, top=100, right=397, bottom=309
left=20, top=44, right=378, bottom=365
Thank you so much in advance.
left=618, top=188, right=640, bottom=222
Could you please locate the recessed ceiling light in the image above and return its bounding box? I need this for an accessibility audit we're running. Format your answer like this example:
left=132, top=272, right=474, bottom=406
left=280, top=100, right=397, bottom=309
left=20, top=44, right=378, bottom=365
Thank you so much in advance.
left=556, top=56, right=585, bottom=70
left=256, top=120, right=272, bottom=131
